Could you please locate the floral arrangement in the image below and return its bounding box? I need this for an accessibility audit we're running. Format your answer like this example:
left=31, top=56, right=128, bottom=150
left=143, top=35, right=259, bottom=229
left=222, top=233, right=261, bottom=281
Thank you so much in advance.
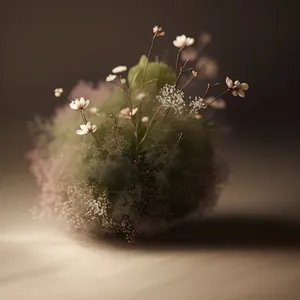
left=28, top=26, right=249, bottom=241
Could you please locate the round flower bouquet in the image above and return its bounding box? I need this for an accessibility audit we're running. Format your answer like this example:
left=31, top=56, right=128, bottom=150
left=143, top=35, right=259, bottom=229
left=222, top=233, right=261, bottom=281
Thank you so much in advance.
left=28, top=26, right=249, bottom=241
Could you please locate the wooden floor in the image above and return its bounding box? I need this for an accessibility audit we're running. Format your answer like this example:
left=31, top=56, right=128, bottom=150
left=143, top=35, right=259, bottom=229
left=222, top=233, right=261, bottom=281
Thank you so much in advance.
left=0, top=125, right=299, bottom=299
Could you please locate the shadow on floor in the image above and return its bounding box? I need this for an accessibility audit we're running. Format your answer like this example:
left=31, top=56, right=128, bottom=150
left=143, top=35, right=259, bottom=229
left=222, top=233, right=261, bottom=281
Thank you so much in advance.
left=98, top=215, right=300, bottom=251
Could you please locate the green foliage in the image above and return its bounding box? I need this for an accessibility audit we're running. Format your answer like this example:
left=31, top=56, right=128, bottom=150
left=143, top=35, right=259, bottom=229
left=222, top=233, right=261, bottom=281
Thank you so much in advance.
left=128, top=55, right=176, bottom=104
left=29, top=44, right=228, bottom=242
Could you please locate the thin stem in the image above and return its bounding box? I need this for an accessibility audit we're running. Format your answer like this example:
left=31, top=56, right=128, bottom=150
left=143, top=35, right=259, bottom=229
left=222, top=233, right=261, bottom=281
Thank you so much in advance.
left=141, top=33, right=157, bottom=91
left=137, top=107, right=162, bottom=150
left=175, top=59, right=190, bottom=88
left=175, top=48, right=183, bottom=74
left=180, top=74, right=196, bottom=91
left=63, top=96, right=71, bottom=104
left=202, top=82, right=220, bottom=99
left=170, top=132, right=183, bottom=155
left=111, top=81, right=127, bottom=93
left=205, top=89, right=230, bottom=108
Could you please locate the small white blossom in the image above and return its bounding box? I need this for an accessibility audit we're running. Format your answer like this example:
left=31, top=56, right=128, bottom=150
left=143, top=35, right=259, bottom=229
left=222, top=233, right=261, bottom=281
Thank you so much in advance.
left=69, top=97, right=90, bottom=111
left=106, top=74, right=117, bottom=82
left=141, top=116, right=149, bottom=123
left=153, top=25, right=165, bottom=36
left=156, top=84, right=186, bottom=115
left=205, top=97, right=226, bottom=109
left=173, top=34, right=194, bottom=48
left=120, top=78, right=127, bottom=85
left=192, top=70, right=198, bottom=77
left=112, top=66, right=127, bottom=74
left=189, top=96, right=206, bottom=113
left=76, top=122, right=97, bottom=135
left=226, top=77, right=249, bottom=98
left=119, top=107, right=138, bottom=119
left=89, top=107, right=99, bottom=114
left=54, top=88, right=63, bottom=97
left=136, top=92, right=147, bottom=101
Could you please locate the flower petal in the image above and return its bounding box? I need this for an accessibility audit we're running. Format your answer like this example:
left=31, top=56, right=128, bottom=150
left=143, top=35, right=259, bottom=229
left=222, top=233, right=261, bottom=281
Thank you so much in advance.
left=226, top=77, right=233, bottom=88
left=76, top=129, right=88, bottom=135
left=91, top=125, right=97, bottom=132
left=240, top=83, right=249, bottom=91
left=131, top=108, right=138, bottom=115
left=237, top=90, right=245, bottom=98
left=83, top=99, right=90, bottom=108
left=106, top=74, right=116, bottom=82
left=173, top=40, right=183, bottom=48
left=86, top=122, right=92, bottom=130
left=186, top=37, right=194, bottom=46
left=70, top=102, right=79, bottom=110
left=80, top=124, right=88, bottom=131
left=232, top=90, right=238, bottom=96
left=79, top=97, right=86, bottom=107
left=179, top=35, right=186, bottom=42
left=120, top=107, right=130, bottom=116
left=112, top=66, right=127, bottom=74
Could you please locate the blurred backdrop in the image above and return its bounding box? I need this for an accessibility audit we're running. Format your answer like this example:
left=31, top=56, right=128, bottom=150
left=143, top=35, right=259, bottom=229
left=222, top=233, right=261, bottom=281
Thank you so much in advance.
left=0, top=0, right=299, bottom=217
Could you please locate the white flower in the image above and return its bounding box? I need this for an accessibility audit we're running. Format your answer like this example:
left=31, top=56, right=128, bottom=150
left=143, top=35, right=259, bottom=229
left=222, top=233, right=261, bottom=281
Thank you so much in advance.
left=205, top=97, right=226, bottom=109
left=76, top=122, right=97, bottom=135
left=192, top=70, right=198, bottom=77
left=119, top=107, right=138, bottom=119
left=54, top=88, right=63, bottom=97
left=69, top=97, right=90, bottom=111
left=153, top=25, right=165, bottom=36
left=106, top=74, right=117, bottom=82
left=112, top=66, right=127, bottom=74
left=189, top=96, right=206, bottom=113
left=226, top=77, right=249, bottom=98
left=89, top=107, right=99, bottom=114
left=156, top=84, right=186, bottom=115
left=120, top=78, right=126, bottom=85
left=141, top=116, right=149, bottom=123
left=136, top=92, right=147, bottom=101
left=173, top=34, right=194, bottom=48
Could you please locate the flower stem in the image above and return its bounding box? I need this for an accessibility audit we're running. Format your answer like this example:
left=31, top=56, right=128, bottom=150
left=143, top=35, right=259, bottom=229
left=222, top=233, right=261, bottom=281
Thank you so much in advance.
left=202, top=82, right=220, bottom=99
left=175, top=59, right=190, bottom=88
left=175, top=48, right=183, bottom=74
left=180, top=74, right=196, bottom=91
left=137, top=107, right=162, bottom=151
left=205, top=89, right=230, bottom=108
left=141, top=33, right=157, bottom=91
left=80, top=110, right=100, bottom=146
